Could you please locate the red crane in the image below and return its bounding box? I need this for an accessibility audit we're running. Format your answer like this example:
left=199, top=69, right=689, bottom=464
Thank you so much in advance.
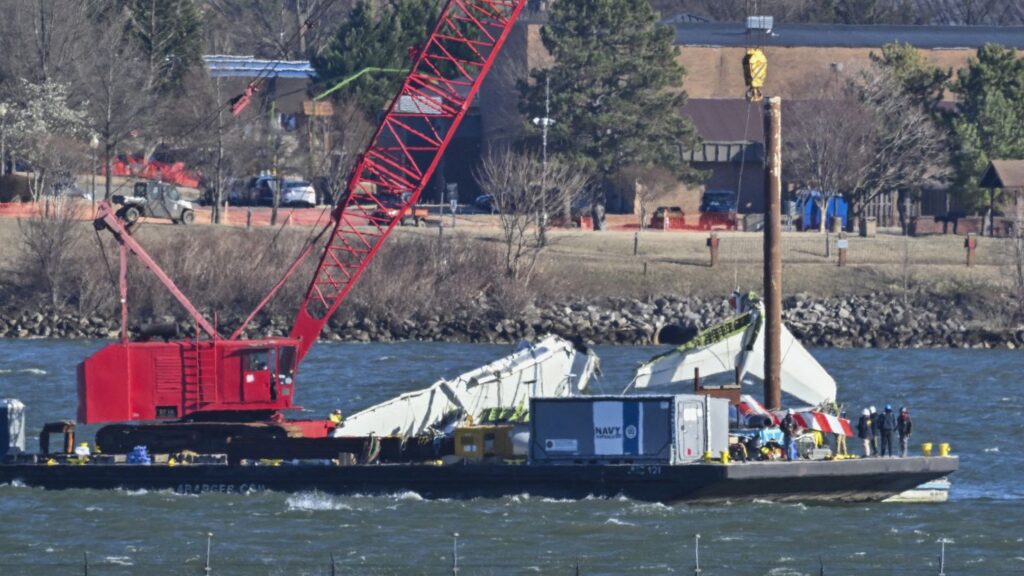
left=79, top=0, right=528, bottom=453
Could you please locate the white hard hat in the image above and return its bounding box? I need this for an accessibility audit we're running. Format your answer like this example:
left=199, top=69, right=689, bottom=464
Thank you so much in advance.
left=862, top=408, right=870, bottom=416
left=870, top=405, right=876, bottom=413
left=787, top=408, right=794, bottom=415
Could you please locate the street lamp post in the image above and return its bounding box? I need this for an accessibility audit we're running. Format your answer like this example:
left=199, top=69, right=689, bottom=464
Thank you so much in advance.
left=0, top=103, right=8, bottom=177
left=89, top=134, right=100, bottom=216
left=532, top=75, right=555, bottom=246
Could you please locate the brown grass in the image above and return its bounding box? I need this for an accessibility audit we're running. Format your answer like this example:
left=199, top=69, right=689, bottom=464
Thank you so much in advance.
left=0, top=218, right=1015, bottom=331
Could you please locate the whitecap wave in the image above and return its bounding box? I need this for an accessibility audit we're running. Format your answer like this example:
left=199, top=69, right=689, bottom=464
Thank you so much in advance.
left=105, top=556, right=133, bottom=566
left=983, top=447, right=1000, bottom=453
left=116, top=488, right=150, bottom=496
left=604, top=517, right=637, bottom=527
left=0, top=368, right=47, bottom=375
left=286, top=492, right=353, bottom=511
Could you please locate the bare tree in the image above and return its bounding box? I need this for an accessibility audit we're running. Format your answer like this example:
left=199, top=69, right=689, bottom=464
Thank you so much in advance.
left=0, top=0, right=95, bottom=85
left=614, top=165, right=678, bottom=231
left=845, top=64, right=951, bottom=227
left=307, top=99, right=376, bottom=207
left=17, top=196, right=85, bottom=308
left=74, top=10, right=155, bottom=200
left=786, top=88, right=874, bottom=233
left=201, top=0, right=354, bottom=59
left=946, top=0, right=1006, bottom=24
left=475, top=149, right=589, bottom=281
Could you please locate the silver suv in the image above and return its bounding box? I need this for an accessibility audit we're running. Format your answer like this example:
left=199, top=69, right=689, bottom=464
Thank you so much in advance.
left=114, top=181, right=195, bottom=225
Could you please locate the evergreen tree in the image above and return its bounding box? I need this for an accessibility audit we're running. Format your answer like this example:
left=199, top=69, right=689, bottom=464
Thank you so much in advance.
left=950, top=44, right=1024, bottom=212
left=869, top=42, right=951, bottom=112
left=102, top=0, right=204, bottom=92
left=313, top=0, right=440, bottom=115
left=520, top=0, right=701, bottom=195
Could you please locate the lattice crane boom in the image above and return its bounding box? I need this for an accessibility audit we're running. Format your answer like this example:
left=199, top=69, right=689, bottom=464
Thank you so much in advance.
left=290, top=0, right=528, bottom=362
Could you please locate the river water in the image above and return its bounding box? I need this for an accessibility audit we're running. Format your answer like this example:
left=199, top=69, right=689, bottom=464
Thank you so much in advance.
left=0, top=340, right=1020, bottom=575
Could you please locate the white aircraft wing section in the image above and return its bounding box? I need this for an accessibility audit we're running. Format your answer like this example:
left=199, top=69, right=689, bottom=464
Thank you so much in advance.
left=634, top=299, right=836, bottom=405
left=335, top=335, right=589, bottom=438
left=741, top=310, right=837, bottom=405
left=633, top=313, right=755, bottom=389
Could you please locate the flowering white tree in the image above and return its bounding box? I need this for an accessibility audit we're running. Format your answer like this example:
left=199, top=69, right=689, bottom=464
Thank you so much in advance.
left=4, top=79, right=88, bottom=201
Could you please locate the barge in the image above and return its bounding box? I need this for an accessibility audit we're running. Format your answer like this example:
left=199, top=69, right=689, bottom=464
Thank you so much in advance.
left=0, top=457, right=957, bottom=503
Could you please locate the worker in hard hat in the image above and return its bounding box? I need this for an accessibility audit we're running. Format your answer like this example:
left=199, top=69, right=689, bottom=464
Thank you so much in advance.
left=898, top=406, right=913, bottom=458
left=872, top=403, right=880, bottom=453
left=835, top=409, right=848, bottom=457
left=878, top=404, right=898, bottom=457
left=780, top=409, right=798, bottom=461
left=328, top=409, right=344, bottom=425
left=857, top=408, right=873, bottom=457
left=74, top=442, right=91, bottom=463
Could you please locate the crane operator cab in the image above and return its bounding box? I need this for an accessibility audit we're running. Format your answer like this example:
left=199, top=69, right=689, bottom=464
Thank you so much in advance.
left=240, top=346, right=296, bottom=403
left=79, top=339, right=302, bottom=425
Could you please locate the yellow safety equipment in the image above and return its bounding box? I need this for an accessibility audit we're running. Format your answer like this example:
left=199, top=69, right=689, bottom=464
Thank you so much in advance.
left=743, top=48, right=767, bottom=101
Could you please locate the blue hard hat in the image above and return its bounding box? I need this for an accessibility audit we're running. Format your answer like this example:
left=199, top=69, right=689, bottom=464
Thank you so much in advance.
left=885, top=404, right=892, bottom=411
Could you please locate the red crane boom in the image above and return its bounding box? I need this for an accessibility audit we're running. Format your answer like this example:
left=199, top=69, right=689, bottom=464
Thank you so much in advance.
left=290, top=0, right=527, bottom=362
left=77, top=0, right=528, bottom=438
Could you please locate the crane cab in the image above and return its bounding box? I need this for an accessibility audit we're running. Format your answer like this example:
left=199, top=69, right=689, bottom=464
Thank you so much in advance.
left=78, top=338, right=301, bottom=424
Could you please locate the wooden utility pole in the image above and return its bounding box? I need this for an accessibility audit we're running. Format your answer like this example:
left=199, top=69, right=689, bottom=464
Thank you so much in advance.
left=763, top=97, right=782, bottom=411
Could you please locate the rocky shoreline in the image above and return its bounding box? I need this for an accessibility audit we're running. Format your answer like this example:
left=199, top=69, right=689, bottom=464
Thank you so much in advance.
left=1, top=292, right=1021, bottom=349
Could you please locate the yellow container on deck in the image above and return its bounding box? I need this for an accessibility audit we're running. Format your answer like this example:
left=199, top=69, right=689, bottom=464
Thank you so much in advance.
left=921, top=442, right=933, bottom=456
left=454, top=425, right=515, bottom=459
left=939, top=443, right=951, bottom=456
left=720, top=450, right=731, bottom=465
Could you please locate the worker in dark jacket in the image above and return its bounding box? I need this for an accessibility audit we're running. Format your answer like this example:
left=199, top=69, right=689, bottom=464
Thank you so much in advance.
left=857, top=408, right=873, bottom=457
left=878, top=404, right=898, bottom=457
left=869, top=405, right=879, bottom=455
left=780, top=409, right=799, bottom=460
left=898, top=406, right=913, bottom=457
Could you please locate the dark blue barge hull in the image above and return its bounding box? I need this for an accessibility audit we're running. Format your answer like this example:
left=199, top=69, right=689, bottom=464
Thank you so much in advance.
left=0, top=457, right=958, bottom=503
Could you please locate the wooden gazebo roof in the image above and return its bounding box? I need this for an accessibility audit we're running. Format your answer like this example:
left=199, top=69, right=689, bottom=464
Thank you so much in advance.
left=980, top=160, right=1024, bottom=190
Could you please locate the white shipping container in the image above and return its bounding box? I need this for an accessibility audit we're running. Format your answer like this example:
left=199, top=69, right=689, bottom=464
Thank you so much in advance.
left=529, top=395, right=729, bottom=464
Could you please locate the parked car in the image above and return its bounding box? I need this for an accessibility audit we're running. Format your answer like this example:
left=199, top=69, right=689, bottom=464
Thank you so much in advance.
left=113, top=181, right=195, bottom=225
left=475, top=193, right=496, bottom=213
left=650, top=206, right=686, bottom=229
left=281, top=180, right=316, bottom=207
left=372, top=195, right=429, bottom=226
left=250, top=176, right=278, bottom=206
left=698, top=189, right=738, bottom=230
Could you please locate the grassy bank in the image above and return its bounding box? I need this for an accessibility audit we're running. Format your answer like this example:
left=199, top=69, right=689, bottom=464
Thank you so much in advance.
left=0, top=216, right=1019, bottom=338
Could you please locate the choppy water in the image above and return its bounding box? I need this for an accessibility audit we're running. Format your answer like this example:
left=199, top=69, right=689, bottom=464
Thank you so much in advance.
left=0, top=340, right=1021, bottom=575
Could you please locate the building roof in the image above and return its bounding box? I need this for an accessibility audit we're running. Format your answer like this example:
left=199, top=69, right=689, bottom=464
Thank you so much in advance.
left=980, top=160, right=1024, bottom=189
left=682, top=99, right=764, bottom=142
left=204, top=55, right=316, bottom=79
left=672, top=22, right=1024, bottom=49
